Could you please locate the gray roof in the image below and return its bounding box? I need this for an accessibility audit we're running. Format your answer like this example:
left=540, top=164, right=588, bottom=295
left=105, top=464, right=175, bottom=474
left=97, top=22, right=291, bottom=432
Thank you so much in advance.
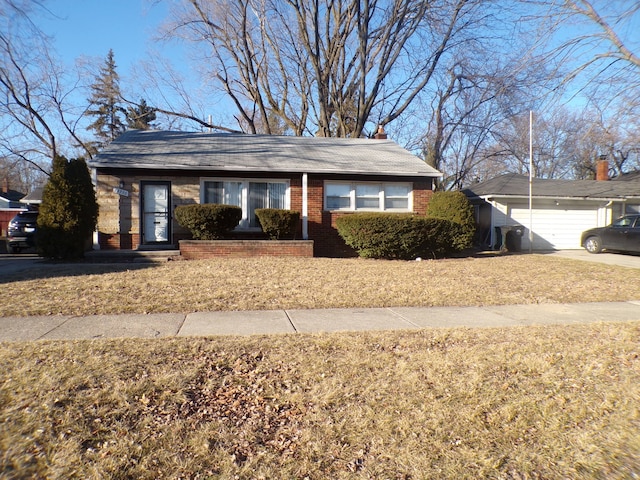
left=0, top=189, right=25, bottom=203
left=614, top=171, right=640, bottom=182
left=21, top=187, right=43, bottom=204
left=463, top=173, right=640, bottom=201
left=88, top=130, right=441, bottom=177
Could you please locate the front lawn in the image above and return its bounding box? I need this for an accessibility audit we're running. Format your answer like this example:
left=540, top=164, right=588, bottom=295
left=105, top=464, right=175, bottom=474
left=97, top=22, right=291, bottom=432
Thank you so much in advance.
left=1, top=323, right=639, bottom=478
left=2, top=254, right=640, bottom=315
left=2, top=255, right=639, bottom=478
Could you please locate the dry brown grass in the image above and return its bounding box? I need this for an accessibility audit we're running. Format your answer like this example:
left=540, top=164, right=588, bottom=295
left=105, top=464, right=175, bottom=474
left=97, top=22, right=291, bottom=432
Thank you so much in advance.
left=2, top=254, right=640, bottom=315
left=1, top=322, right=639, bottom=479
left=2, top=255, right=639, bottom=478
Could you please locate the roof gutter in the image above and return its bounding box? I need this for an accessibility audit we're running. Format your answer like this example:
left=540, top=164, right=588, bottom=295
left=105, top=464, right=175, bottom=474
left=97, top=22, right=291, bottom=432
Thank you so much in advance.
left=477, top=194, right=640, bottom=202
left=88, top=163, right=442, bottom=178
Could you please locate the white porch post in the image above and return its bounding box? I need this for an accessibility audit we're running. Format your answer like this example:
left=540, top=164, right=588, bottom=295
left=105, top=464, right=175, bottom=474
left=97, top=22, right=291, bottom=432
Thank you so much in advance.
left=91, top=168, right=100, bottom=250
left=302, top=173, right=308, bottom=240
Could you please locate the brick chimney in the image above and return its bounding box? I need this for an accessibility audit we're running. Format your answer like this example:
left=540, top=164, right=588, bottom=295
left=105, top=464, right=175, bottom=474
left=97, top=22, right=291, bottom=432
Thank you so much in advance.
left=596, top=159, right=609, bottom=181
left=373, top=125, right=387, bottom=140
left=1, top=177, right=7, bottom=193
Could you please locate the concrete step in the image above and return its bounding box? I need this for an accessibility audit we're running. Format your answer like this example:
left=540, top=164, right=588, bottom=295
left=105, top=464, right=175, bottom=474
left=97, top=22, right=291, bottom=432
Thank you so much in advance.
left=85, top=249, right=181, bottom=263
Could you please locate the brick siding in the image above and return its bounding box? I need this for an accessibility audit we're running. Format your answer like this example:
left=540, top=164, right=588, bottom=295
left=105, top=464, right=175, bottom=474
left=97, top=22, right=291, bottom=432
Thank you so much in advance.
left=0, top=210, right=24, bottom=237
left=94, top=171, right=434, bottom=256
left=306, top=176, right=434, bottom=257
left=98, top=232, right=140, bottom=250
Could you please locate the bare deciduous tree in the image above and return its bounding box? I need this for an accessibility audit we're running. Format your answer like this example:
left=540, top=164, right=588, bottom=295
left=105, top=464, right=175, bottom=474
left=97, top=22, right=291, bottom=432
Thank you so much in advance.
left=575, top=103, right=640, bottom=178
left=536, top=0, right=640, bottom=104
left=422, top=0, right=640, bottom=187
left=164, top=0, right=492, bottom=137
left=410, top=7, right=560, bottom=190
left=0, top=0, right=94, bottom=185
left=483, top=106, right=613, bottom=180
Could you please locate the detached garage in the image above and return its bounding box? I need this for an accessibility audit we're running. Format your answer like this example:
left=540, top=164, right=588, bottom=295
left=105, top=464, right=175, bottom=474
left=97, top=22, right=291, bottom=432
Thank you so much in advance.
left=463, top=173, right=640, bottom=251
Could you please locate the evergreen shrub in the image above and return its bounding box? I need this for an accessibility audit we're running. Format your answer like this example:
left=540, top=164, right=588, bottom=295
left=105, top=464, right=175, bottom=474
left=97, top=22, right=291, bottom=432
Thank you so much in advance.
left=335, top=213, right=454, bottom=260
left=174, top=204, right=242, bottom=240
left=37, top=156, right=99, bottom=259
left=255, top=208, right=300, bottom=239
left=426, top=191, right=476, bottom=251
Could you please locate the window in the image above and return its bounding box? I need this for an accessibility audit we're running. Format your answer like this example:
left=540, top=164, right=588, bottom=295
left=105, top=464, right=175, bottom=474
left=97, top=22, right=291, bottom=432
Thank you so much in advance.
left=325, top=183, right=351, bottom=210
left=355, top=184, right=381, bottom=209
left=384, top=184, right=411, bottom=210
left=204, top=181, right=242, bottom=207
left=202, top=178, right=289, bottom=228
left=626, top=205, right=640, bottom=215
left=613, top=215, right=640, bottom=228
left=324, top=181, right=412, bottom=211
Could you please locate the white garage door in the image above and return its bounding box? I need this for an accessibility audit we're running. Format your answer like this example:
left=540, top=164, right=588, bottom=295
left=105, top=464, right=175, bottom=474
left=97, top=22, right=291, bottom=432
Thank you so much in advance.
left=510, top=206, right=599, bottom=250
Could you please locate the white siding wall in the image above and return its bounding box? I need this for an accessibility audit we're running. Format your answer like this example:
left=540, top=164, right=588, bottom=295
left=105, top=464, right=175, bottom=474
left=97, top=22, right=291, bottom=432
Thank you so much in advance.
left=489, top=199, right=611, bottom=250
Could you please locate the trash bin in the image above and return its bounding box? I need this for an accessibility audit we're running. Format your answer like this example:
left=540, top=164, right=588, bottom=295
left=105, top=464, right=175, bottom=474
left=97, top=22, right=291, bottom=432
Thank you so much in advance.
left=505, top=227, right=523, bottom=252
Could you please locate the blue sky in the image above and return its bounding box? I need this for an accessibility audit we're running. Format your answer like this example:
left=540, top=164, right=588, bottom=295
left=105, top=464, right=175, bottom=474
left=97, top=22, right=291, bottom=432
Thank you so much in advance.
left=31, top=0, right=640, bottom=136
left=34, top=0, right=207, bottom=129
left=38, top=0, right=174, bottom=79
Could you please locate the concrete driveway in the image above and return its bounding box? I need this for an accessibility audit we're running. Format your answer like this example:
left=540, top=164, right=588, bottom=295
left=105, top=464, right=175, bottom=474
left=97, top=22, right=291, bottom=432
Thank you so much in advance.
left=0, top=254, right=42, bottom=276
left=546, top=249, right=640, bottom=269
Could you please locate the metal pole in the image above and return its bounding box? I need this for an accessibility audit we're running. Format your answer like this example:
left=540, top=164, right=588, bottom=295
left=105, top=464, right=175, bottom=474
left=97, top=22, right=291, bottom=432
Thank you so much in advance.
left=529, top=110, right=533, bottom=253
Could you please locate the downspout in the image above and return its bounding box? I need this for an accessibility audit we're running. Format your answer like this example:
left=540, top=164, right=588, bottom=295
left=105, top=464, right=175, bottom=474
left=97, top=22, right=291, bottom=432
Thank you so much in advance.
left=605, top=200, right=613, bottom=225
left=489, top=198, right=496, bottom=250
left=302, top=173, right=308, bottom=240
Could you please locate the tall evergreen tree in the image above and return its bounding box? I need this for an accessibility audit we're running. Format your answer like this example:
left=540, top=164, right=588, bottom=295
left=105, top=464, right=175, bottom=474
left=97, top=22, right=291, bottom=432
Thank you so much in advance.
left=126, top=98, right=157, bottom=130
left=37, top=155, right=98, bottom=259
left=85, top=49, right=126, bottom=150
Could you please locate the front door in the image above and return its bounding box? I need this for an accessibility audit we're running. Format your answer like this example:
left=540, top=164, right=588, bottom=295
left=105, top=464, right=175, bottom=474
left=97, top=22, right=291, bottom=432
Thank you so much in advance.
left=141, top=182, right=171, bottom=244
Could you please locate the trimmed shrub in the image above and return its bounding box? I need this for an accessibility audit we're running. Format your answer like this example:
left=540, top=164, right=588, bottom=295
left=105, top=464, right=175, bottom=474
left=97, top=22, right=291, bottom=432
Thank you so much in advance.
left=174, top=204, right=242, bottom=240
left=255, top=208, right=300, bottom=239
left=335, top=213, right=454, bottom=260
left=426, top=190, right=476, bottom=251
left=37, top=155, right=98, bottom=259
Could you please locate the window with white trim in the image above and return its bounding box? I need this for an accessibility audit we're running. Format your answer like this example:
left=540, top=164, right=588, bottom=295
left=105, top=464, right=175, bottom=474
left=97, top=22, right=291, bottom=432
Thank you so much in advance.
left=202, top=179, right=289, bottom=228
left=325, top=183, right=351, bottom=210
left=324, top=181, right=412, bottom=211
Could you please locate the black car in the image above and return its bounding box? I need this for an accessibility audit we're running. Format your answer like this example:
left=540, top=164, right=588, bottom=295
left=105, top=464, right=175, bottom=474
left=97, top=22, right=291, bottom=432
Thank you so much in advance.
left=581, top=214, right=640, bottom=254
left=7, top=210, right=38, bottom=254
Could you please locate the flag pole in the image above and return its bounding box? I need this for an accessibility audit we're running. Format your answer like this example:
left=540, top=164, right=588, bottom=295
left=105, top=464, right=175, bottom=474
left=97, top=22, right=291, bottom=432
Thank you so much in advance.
left=529, top=110, right=533, bottom=254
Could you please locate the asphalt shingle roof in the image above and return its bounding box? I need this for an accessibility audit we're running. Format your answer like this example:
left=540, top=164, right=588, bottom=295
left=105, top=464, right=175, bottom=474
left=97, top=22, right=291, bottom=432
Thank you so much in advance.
left=89, top=130, right=441, bottom=177
left=463, top=173, right=640, bottom=200
left=0, top=189, right=25, bottom=203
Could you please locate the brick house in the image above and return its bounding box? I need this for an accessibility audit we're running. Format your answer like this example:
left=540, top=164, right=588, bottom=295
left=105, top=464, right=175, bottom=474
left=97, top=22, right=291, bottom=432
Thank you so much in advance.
left=88, top=130, right=441, bottom=257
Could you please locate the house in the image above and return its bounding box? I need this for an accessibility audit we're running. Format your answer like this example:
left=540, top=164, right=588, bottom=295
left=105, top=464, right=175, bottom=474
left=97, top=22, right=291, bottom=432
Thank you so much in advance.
left=20, top=186, right=43, bottom=207
left=463, top=166, right=640, bottom=251
left=87, top=129, right=441, bottom=257
left=0, top=179, right=26, bottom=237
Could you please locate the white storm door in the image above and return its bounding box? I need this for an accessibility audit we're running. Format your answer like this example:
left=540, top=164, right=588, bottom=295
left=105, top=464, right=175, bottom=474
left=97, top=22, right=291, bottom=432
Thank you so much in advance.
left=142, top=182, right=171, bottom=243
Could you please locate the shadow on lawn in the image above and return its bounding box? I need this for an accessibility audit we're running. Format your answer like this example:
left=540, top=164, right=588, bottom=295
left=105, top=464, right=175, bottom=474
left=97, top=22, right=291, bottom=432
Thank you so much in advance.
left=0, top=259, right=160, bottom=285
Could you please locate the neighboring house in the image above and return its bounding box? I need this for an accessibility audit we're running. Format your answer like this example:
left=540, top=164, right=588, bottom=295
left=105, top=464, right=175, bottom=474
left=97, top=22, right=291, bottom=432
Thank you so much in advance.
left=0, top=179, right=26, bottom=237
left=20, top=186, right=43, bottom=207
left=87, top=129, right=441, bottom=256
left=463, top=168, right=640, bottom=251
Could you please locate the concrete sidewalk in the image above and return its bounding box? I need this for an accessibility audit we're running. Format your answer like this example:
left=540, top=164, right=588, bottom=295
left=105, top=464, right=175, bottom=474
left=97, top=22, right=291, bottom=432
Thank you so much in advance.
left=1, top=301, right=639, bottom=342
